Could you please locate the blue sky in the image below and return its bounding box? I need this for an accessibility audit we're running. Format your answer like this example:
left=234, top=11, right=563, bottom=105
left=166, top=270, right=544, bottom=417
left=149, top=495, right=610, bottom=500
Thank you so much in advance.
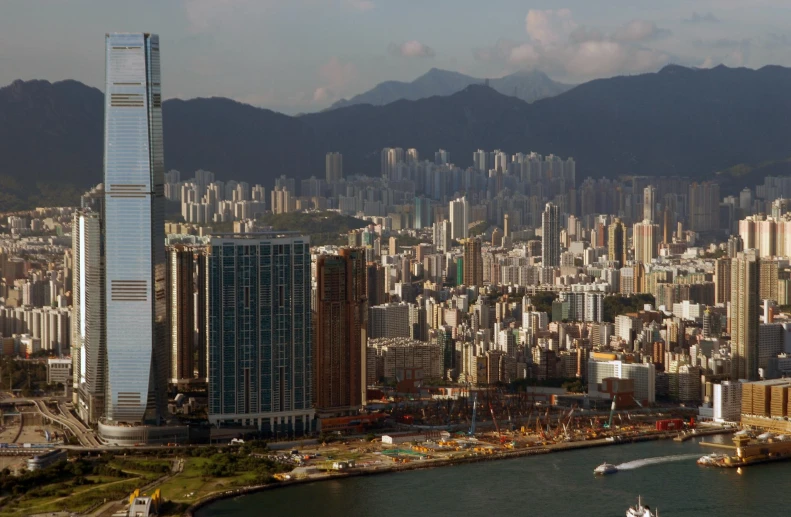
left=1, top=0, right=790, bottom=113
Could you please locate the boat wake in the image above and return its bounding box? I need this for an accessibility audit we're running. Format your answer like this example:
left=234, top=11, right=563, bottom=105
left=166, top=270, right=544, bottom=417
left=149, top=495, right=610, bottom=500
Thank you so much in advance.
left=616, top=454, right=700, bottom=471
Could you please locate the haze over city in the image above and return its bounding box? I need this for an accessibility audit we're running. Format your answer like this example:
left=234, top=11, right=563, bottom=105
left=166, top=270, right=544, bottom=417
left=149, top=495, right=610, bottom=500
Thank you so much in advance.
left=2, top=0, right=791, bottom=112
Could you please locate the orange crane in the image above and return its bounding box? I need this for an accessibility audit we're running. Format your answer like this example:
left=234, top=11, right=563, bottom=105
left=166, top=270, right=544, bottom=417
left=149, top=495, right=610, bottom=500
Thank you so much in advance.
left=488, top=401, right=507, bottom=443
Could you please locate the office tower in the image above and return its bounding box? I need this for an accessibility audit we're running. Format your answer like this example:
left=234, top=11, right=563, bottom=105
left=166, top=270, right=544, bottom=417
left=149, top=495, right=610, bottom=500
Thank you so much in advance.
left=72, top=209, right=106, bottom=425
left=633, top=220, right=659, bottom=264
left=730, top=250, right=760, bottom=381
left=325, top=152, right=343, bottom=183
left=315, top=249, right=367, bottom=414
left=103, top=33, right=167, bottom=425
left=688, top=182, right=720, bottom=232
left=608, top=218, right=627, bottom=267
left=643, top=186, right=656, bottom=223
left=449, top=197, right=470, bottom=240
left=714, top=258, right=731, bottom=306
left=167, top=245, right=207, bottom=386
left=207, top=234, right=314, bottom=435
left=463, top=238, right=483, bottom=287
left=541, top=202, right=560, bottom=267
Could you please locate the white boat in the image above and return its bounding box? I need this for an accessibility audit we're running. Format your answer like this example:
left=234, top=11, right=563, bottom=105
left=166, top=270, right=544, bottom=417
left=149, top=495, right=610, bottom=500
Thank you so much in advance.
left=697, top=453, right=728, bottom=466
left=593, top=461, right=618, bottom=475
left=626, top=496, right=656, bottom=517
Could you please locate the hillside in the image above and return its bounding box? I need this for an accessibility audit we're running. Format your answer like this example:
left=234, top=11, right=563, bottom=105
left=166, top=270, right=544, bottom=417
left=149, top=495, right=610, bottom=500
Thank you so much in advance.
left=329, top=68, right=571, bottom=109
left=3, top=65, right=791, bottom=207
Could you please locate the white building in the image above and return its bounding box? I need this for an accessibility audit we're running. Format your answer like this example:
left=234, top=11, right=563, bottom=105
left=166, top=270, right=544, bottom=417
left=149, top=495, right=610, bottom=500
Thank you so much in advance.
left=587, top=358, right=656, bottom=404
left=712, top=381, right=742, bottom=423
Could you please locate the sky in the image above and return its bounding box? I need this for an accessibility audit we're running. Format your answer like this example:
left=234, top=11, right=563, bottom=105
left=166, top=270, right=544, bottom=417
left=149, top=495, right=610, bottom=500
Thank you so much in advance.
left=1, top=0, right=791, bottom=113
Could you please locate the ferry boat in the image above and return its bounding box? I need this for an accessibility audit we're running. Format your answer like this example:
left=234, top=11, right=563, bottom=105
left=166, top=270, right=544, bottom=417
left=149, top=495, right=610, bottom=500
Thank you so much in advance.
left=593, top=461, right=618, bottom=475
left=626, top=496, right=656, bottom=517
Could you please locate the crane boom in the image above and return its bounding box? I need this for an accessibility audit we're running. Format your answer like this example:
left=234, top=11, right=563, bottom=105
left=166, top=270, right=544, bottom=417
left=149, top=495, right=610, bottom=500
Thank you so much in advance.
left=489, top=401, right=504, bottom=442
left=605, top=399, right=616, bottom=429
left=469, top=393, right=477, bottom=435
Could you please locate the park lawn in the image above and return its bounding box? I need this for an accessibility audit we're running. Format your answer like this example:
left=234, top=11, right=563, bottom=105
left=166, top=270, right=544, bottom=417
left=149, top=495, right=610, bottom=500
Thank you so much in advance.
left=1, top=477, right=141, bottom=517
left=154, top=457, right=258, bottom=505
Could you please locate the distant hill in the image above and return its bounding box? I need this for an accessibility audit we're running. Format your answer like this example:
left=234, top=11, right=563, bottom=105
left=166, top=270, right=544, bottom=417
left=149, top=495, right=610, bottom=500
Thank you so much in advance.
left=329, top=68, right=572, bottom=109
left=3, top=65, right=791, bottom=207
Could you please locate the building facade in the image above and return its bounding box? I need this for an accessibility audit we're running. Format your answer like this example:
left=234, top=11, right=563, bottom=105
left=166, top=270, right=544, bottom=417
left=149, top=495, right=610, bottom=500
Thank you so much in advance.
left=207, top=234, right=314, bottom=435
left=103, top=33, right=168, bottom=425
left=315, top=248, right=367, bottom=414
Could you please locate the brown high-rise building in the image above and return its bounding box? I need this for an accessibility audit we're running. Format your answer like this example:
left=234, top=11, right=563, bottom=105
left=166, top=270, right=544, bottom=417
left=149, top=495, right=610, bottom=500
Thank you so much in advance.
left=731, top=250, right=760, bottom=381
left=463, top=238, right=483, bottom=287
left=315, top=248, right=367, bottom=414
left=167, top=245, right=207, bottom=386
left=715, top=258, right=731, bottom=306
left=366, top=262, right=386, bottom=307
left=608, top=218, right=627, bottom=267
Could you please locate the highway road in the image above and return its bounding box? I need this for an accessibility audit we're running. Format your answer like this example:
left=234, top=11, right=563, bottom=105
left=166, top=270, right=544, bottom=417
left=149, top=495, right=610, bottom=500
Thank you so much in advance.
left=32, top=399, right=101, bottom=447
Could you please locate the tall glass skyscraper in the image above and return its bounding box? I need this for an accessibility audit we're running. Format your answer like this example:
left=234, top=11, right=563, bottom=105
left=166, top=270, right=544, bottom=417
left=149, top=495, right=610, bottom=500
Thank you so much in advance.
left=207, top=234, right=315, bottom=436
left=103, top=33, right=167, bottom=424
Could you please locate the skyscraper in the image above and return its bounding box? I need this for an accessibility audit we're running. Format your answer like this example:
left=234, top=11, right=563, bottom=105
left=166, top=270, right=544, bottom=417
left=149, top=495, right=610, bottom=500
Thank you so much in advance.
left=72, top=204, right=105, bottom=425
left=325, top=152, right=343, bottom=183
left=462, top=238, right=483, bottom=287
left=167, top=245, right=206, bottom=386
left=541, top=202, right=560, bottom=267
left=315, top=248, right=367, bottom=414
left=633, top=220, right=659, bottom=264
left=689, top=182, right=721, bottom=232
left=643, top=185, right=656, bottom=223
left=730, top=250, right=760, bottom=381
left=608, top=218, right=627, bottom=267
left=207, top=234, right=314, bottom=435
left=103, top=33, right=167, bottom=425
left=449, top=197, right=470, bottom=240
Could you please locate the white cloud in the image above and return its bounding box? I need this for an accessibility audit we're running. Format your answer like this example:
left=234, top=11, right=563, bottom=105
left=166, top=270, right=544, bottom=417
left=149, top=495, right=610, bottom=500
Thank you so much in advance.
left=389, top=40, right=435, bottom=58
left=526, top=9, right=577, bottom=46
left=482, top=9, right=671, bottom=81
left=313, top=57, right=357, bottom=104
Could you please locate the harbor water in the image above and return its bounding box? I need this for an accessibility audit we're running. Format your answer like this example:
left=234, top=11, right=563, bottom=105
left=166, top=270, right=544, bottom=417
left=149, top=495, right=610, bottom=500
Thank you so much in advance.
left=198, top=436, right=788, bottom=516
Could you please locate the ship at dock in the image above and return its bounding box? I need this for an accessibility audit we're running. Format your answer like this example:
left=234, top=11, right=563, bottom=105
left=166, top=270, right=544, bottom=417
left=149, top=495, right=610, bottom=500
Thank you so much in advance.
left=699, top=432, right=791, bottom=467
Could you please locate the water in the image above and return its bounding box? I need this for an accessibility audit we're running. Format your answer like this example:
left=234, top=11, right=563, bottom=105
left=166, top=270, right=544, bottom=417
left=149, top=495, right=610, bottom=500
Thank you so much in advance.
left=198, top=437, right=789, bottom=516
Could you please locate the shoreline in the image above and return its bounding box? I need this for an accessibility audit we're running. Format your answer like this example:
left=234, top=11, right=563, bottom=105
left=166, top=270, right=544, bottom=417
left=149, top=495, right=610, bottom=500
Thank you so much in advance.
left=185, top=428, right=726, bottom=516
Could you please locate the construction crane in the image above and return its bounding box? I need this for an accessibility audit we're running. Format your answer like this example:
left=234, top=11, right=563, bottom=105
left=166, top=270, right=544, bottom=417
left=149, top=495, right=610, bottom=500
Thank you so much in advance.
left=469, top=393, right=478, bottom=435
left=604, top=399, right=617, bottom=429
left=489, top=400, right=506, bottom=443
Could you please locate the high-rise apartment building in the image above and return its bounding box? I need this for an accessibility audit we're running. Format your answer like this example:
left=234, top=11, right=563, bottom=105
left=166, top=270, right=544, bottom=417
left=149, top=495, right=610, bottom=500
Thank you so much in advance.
left=731, top=250, right=760, bottom=381
left=633, top=220, right=659, bottom=264
left=207, top=234, right=314, bottom=435
left=325, top=152, right=343, bottom=183
left=608, top=218, right=627, bottom=267
left=463, top=238, right=483, bottom=287
left=167, top=245, right=206, bottom=386
left=689, top=182, right=720, bottom=232
left=103, top=33, right=168, bottom=426
left=72, top=208, right=105, bottom=425
left=643, top=185, right=656, bottom=223
left=714, top=258, right=731, bottom=306
left=315, top=249, right=367, bottom=414
left=449, top=197, right=470, bottom=240
left=541, top=202, right=560, bottom=267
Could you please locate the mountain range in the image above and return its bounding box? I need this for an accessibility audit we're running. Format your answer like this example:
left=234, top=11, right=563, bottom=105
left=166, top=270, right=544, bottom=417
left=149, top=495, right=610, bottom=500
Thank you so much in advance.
left=2, top=64, right=791, bottom=209
left=328, top=68, right=572, bottom=109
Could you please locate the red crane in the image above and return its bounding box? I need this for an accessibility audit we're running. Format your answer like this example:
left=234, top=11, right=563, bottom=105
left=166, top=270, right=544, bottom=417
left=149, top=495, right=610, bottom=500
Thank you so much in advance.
left=488, top=401, right=507, bottom=443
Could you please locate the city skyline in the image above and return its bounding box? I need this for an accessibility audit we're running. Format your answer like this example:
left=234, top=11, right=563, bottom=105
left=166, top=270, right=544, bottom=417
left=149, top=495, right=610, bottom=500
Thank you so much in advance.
left=2, top=1, right=791, bottom=113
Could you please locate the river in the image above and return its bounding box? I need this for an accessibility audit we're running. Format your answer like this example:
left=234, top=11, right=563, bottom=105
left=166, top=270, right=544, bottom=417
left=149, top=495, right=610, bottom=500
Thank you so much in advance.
left=198, top=436, right=788, bottom=516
